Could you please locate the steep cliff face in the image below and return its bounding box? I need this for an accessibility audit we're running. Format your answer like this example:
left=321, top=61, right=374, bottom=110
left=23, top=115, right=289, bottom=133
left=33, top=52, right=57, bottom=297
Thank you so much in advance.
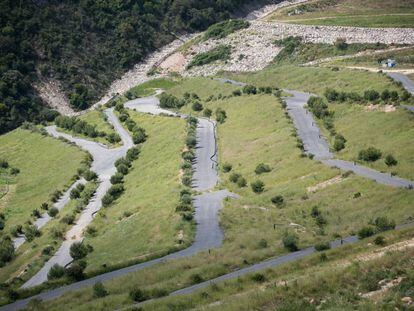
left=0, top=0, right=268, bottom=134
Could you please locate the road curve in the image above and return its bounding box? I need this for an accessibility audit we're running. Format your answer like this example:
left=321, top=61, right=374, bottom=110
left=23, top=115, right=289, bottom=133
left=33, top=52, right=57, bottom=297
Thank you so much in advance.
left=386, top=72, right=414, bottom=112
left=22, top=108, right=134, bottom=288
left=1, top=96, right=234, bottom=310
left=283, top=90, right=413, bottom=188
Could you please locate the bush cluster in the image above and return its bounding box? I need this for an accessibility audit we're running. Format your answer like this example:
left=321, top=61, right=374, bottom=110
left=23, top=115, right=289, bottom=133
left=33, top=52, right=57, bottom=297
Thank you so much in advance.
left=325, top=87, right=411, bottom=105
left=358, top=147, right=382, bottom=162
left=187, top=45, right=231, bottom=69
left=358, top=216, right=396, bottom=239
left=204, top=19, right=250, bottom=40
left=229, top=172, right=247, bottom=188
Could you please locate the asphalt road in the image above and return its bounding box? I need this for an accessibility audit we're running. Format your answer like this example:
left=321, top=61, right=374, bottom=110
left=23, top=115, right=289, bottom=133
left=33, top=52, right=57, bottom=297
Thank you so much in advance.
left=22, top=108, right=133, bottom=288
left=12, top=179, right=86, bottom=250
left=283, top=90, right=413, bottom=188
left=386, top=72, right=414, bottom=112
left=0, top=96, right=235, bottom=310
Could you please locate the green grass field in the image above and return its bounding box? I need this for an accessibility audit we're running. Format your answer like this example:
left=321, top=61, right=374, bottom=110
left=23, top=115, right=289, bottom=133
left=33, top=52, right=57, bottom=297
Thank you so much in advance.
left=223, top=65, right=404, bottom=95
left=77, top=110, right=119, bottom=146
left=83, top=111, right=190, bottom=274
left=32, top=79, right=414, bottom=310
left=326, top=104, right=414, bottom=180
left=268, top=0, right=414, bottom=28
left=0, top=129, right=86, bottom=297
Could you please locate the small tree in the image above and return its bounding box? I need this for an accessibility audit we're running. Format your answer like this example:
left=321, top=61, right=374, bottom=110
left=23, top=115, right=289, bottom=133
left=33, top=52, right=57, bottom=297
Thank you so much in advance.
left=229, top=173, right=241, bottom=183
left=24, top=225, right=41, bottom=242
left=271, top=195, right=284, bottom=207
left=315, top=242, right=331, bottom=251
left=384, top=154, right=398, bottom=166
left=364, top=90, right=380, bottom=101
left=93, top=282, right=108, bottom=298
left=215, top=108, right=227, bottom=124
left=110, top=172, right=124, bottom=184
left=242, top=85, right=257, bottom=95
left=203, top=108, right=212, bottom=118
left=237, top=177, right=247, bottom=188
left=70, top=188, right=81, bottom=199
left=222, top=163, right=232, bottom=173
left=129, top=288, right=148, bottom=302
left=357, top=226, right=375, bottom=239
left=70, top=242, right=89, bottom=260
left=358, top=147, right=382, bottom=162
left=255, top=163, right=271, bottom=174
left=48, top=264, right=66, bottom=280
left=191, top=102, right=203, bottom=112
left=48, top=207, right=59, bottom=218
left=251, top=180, right=265, bottom=193
left=381, top=89, right=390, bottom=101
left=283, top=233, right=299, bottom=251
left=0, top=236, right=15, bottom=266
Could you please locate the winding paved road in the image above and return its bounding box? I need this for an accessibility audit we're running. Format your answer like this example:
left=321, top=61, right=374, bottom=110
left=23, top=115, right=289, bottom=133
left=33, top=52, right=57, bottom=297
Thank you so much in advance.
left=386, top=72, right=414, bottom=112
left=12, top=179, right=86, bottom=250
left=1, top=95, right=234, bottom=310
left=283, top=90, right=413, bottom=188
left=22, top=108, right=134, bottom=288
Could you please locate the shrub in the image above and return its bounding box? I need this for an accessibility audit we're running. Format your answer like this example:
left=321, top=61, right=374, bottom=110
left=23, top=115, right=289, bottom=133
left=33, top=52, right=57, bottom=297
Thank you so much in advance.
left=374, top=216, right=395, bottom=232
left=48, top=207, right=59, bottom=218
left=373, top=236, right=386, bottom=246
left=187, top=45, right=231, bottom=69
left=191, top=102, right=203, bottom=112
left=42, top=245, right=53, bottom=255
left=84, top=170, right=98, bottom=181
left=229, top=173, right=241, bottom=183
left=93, top=282, right=108, bottom=298
left=190, top=273, right=204, bottom=284
left=251, top=273, right=266, bottom=282
left=24, top=225, right=41, bottom=242
left=203, top=108, right=212, bottom=118
left=129, top=288, right=148, bottom=302
left=186, top=135, right=197, bottom=148
left=283, top=233, right=299, bottom=251
left=32, top=209, right=41, bottom=218
left=107, top=133, right=121, bottom=144
left=50, top=190, right=62, bottom=203
left=271, top=195, right=284, bottom=207
left=102, top=193, right=114, bottom=207
left=251, top=180, right=265, bottom=193
left=222, top=163, right=232, bottom=173
left=126, top=147, right=140, bottom=162
left=325, top=88, right=339, bottom=101
left=315, top=242, right=331, bottom=251
left=48, top=264, right=66, bottom=280
left=10, top=167, right=19, bottom=175
left=315, top=215, right=328, bottom=228
left=258, top=238, right=268, bottom=248
left=66, top=261, right=85, bottom=280
left=381, top=89, right=390, bottom=101
left=132, top=128, right=147, bottom=144
left=70, top=188, right=81, bottom=199
left=0, top=236, right=15, bottom=265
left=232, top=89, right=241, bottom=96
left=0, top=159, right=9, bottom=168
left=10, top=225, right=23, bottom=237
left=333, top=134, right=346, bottom=152
left=364, top=90, right=380, bottom=101
left=215, top=108, right=227, bottom=124
left=384, top=154, right=397, bottom=166
left=159, top=93, right=182, bottom=109
left=307, top=96, right=329, bottom=119
left=61, top=214, right=75, bottom=225
left=110, top=172, right=124, bottom=184
left=358, top=147, right=382, bottom=162
left=41, top=202, right=49, bottom=210
left=390, top=91, right=399, bottom=101
left=242, top=85, right=257, bottom=95
left=204, top=19, right=250, bottom=40
left=236, top=177, right=247, bottom=188
left=107, top=184, right=124, bottom=198
left=255, top=163, right=271, bottom=174
left=70, top=242, right=89, bottom=260
left=358, top=226, right=375, bottom=239
left=116, top=163, right=129, bottom=175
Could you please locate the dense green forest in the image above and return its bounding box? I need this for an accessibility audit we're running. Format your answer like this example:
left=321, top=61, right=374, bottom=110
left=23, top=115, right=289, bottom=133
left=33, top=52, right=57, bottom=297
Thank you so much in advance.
left=0, top=0, right=260, bottom=134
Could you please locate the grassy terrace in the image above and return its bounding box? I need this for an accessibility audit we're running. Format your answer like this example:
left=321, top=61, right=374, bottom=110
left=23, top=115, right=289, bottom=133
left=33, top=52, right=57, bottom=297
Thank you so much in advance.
left=83, top=111, right=189, bottom=274
left=0, top=129, right=85, bottom=299
left=268, top=0, right=414, bottom=28
left=223, top=65, right=403, bottom=95
left=325, top=104, right=414, bottom=180
left=331, top=47, right=414, bottom=69
left=35, top=77, right=414, bottom=310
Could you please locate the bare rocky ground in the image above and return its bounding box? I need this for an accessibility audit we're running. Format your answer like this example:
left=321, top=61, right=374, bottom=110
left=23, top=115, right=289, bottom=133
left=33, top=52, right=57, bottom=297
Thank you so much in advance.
left=33, top=79, right=74, bottom=115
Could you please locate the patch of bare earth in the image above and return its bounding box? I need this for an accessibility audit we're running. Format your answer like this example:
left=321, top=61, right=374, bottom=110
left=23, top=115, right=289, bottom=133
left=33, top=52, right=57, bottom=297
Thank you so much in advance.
left=307, top=175, right=343, bottom=192
left=365, top=104, right=396, bottom=113
left=159, top=52, right=186, bottom=72
left=33, top=78, right=74, bottom=115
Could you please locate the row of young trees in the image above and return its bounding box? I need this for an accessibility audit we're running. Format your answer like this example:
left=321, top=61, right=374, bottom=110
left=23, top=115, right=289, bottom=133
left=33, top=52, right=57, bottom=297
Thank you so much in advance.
left=324, top=88, right=412, bottom=105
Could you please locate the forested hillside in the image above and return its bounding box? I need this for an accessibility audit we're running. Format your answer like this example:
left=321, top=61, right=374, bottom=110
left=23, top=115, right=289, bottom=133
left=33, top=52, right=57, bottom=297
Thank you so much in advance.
left=0, top=0, right=260, bottom=134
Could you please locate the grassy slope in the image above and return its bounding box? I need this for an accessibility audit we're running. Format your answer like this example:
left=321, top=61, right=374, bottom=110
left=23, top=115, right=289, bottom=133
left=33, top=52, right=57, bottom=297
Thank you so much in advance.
left=332, top=47, right=414, bottom=69
left=38, top=79, right=414, bottom=310
left=268, top=0, right=414, bottom=28
left=84, top=111, right=189, bottom=274
left=223, top=65, right=403, bottom=95
left=0, top=129, right=85, bottom=290
left=0, top=129, right=84, bottom=229
left=327, top=104, right=414, bottom=180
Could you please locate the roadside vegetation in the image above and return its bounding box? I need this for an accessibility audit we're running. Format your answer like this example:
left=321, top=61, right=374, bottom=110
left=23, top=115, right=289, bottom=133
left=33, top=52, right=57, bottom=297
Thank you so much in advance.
left=82, top=111, right=190, bottom=275
left=203, top=19, right=250, bottom=41
left=187, top=45, right=232, bottom=69
left=268, top=0, right=414, bottom=28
